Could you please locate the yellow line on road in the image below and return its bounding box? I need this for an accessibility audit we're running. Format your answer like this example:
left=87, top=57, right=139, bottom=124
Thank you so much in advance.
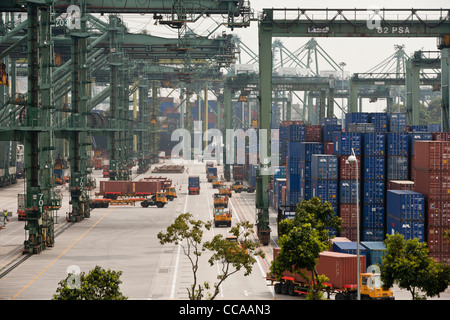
left=12, top=208, right=114, bottom=300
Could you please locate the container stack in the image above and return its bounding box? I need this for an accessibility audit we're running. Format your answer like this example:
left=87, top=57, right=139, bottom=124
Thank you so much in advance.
left=311, top=154, right=338, bottom=210
left=386, top=132, right=409, bottom=180
left=386, top=190, right=425, bottom=242
left=408, top=131, right=433, bottom=181
left=414, top=141, right=450, bottom=264
left=299, top=142, right=323, bottom=203
left=285, top=124, right=305, bottom=206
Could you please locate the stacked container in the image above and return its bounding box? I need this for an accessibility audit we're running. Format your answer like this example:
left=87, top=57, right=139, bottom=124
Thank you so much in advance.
left=414, top=141, right=450, bottom=264
left=311, top=154, right=338, bottom=207
left=386, top=132, right=409, bottom=180
left=386, top=190, right=425, bottom=242
left=345, top=112, right=369, bottom=131
left=285, top=124, right=306, bottom=206
left=362, top=133, right=386, bottom=241
left=298, top=142, right=323, bottom=203
left=408, top=132, right=433, bottom=181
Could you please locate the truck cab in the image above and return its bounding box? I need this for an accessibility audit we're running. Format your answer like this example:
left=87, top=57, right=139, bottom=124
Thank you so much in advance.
left=232, top=181, right=244, bottom=193
left=165, top=187, right=177, bottom=201
left=214, top=207, right=232, bottom=227
left=140, top=192, right=167, bottom=208
left=360, top=273, right=394, bottom=300
left=213, top=193, right=229, bottom=208
left=218, top=185, right=232, bottom=198
left=212, top=177, right=223, bottom=189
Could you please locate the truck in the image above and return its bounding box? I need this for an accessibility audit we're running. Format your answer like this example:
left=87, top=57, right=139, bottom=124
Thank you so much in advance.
left=207, top=167, right=217, bottom=182
left=214, top=207, right=232, bottom=227
left=213, top=193, right=229, bottom=208
left=232, top=181, right=255, bottom=193
left=212, top=177, right=223, bottom=189
left=188, top=176, right=200, bottom=195
left=266, top=249, right=394, bottom=300
left=232, top=165, right=244, bottom=181
left=140, top=192, right=167, bottom=208
left=218, top=185, right=232, bottom=198
left=164, top=187, right=177, bottom=201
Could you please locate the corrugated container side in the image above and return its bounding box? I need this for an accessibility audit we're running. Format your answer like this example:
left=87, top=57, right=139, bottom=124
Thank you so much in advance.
left=333, top=132, right=361, bottom=156
left=361, top=242, right=387, bottom=267
left=322, top=124, right=342, bottom=141
left=300, top=179, right=311, bottom=200
left=339, top=155, right=361, bottom=180
left=287, top=173, right=301, bottom=191
left=305, top=125, right=322, bottom=142
left=339, top=180, right=359, bottom=204
left=428, top=124, right=441, bottom=132
left=299, top=161, right=311, bottom=180
left=386, top=216, right=425, bottom=242
left=288, top=124, right=306, bottom=141
left=339, top=203, right=358, bottom=228
left=368, top=113, right=388, bottom=132
left=311, top=155, right=338, bottom=180
left=408, top=132, right=433, bottom=155
left=299, top=142, right=323, bottom=162
left=311, top=179, right=338, bottom=204
left=426, top=199, right=450, bottom=227
left=387, top=156, right=409, bottom=180
left=332, top=242, right=367, bottom=256
left=362, top=228, right=385, bottom=242
left=363, top=180, right=385, bottom=204
left=386, top=132, right=408, bottom=156
left=363, top=156, right=385, bottom=180
left=414, top=169, right=450, bottom=199
left=363, top=204, right=385, bottom=228
left=409, top=125, right=428, bottom=132
left=414, top=141, right=450, bottom=171
left=428, top=226, right=450, bottom=254
left=345, top=112, right=369, bottom=130
left=388, top=113, right=407, bottom=132
left=387, top=180, right=414, bottom=191
left=386, top=190, right=424, bottom=221
left=362, top=132, right=385, bottom=156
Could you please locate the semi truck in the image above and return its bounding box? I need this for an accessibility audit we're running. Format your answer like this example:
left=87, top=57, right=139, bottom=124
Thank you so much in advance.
left=207, top=167, right=218, bottom=182
left=214, top=207, right=232, bottom=227
left=213, top=193, right=229, bottom=208
left=188, top=176, right=200, bottom=195
left=140, top=193, right=167, bottom=208
left=266, top=249, right=394, bottom=300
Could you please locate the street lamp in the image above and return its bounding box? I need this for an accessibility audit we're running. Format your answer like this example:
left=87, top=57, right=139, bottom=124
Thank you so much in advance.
left=346, top=147, right=360, bottom=300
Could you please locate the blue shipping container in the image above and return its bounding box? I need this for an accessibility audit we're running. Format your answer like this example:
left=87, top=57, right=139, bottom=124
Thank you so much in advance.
left=363, top=204, right=385, bottom=228
left=386, top=190, right=424, bottom=221
left=299, top=142, right=323, bottom=162
left=332, top=242, right=367, bottom=256
left=320, top=118, right=338, bottom=125
left=279, top=126, right=289, bottom=140
left=311, top=154, right=338, bottom=180
left=339, top=180, right=359, bottom=204
left=287, top=190, right=301, bottom=206
left=410, top=125, right=428, bottom=132
left=362, top=133, right=385, bottom=156
left=387, top=216, right=425, bottom=242
left=345, top=112, right=369, bottom=130
left=386, top=132, right=408, bottom=156
left=387, top=156, right=409, bottom=180
left=333, top=132, right=361, bottom=156
left=288, top=124, right=306, bottom=141
left=287, top=173, right=301, bottom=191
left=388, top=113, right=407, bottom=132
left=363, top=180, right=385, bottom=204
left=287, top=156, right=301, bottom=175
left=428, top=124, right=441, bottom=132
left=363, top=156, right=385, bottom=180
left=362, top=228, right=385, bottom=242
left=408, top=132, right=433, bottom=155
left=322, top=124, right=342, bottom=142
left=368, top=113, right=388, bottom=132
left=312, top=179, right=338, bottom=204
left=300, top=179, right=311, bottom=201
left=299, top=161, right=311, bottom=180
left=361, top=242, right=387, bottom=267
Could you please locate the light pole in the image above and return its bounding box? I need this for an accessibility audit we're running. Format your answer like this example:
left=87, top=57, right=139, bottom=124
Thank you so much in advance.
left=346, top=147, right=360, bottom=300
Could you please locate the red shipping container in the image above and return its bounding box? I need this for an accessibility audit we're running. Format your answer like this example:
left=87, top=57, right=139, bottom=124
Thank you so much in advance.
left=339, top=156, right=361, bottom=180
left=414, top=141, right=450, bottom=171
left=414, top=169, right=450, bottom=199
left=387, top=180, right=414, bottom=191
left=100, top=181, right=130, bottom=195
left=271, top=249, right=366, bottom=289
left=324, top=142, right=334, bottom=155
left=340, top=227, right=358, bottom=242
left=339, top=204, right=358, bottom=228
left=428, top=226, right=450, bottom=254
left=131, top=181, right=161, bottom=195
left=305, top=125, right=322, bottom=142
left=426, top=199, right=450, bottom=227
left=411, top=158, right=416, bottom=182
left=429, top=253, right=450, bottom=266
left=432, top=132, right=450, bottom=141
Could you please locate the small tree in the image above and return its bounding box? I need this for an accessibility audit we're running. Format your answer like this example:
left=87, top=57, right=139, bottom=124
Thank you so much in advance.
left=270, top=197, right=341, bottom=299
left=53, top=266, right=127, bottom=300
left=157, top=213, right=264, bottom=300
left=381, top=233, right=450, bottom=300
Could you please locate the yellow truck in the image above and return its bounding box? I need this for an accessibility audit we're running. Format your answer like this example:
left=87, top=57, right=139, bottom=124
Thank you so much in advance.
left=213, top=193, right=229, bottom=208
left=214, top=207, right=232, bottom=227
left=212, top=177, right=223, bottom=189
left=218, top=185, right=232, bottom=198
left=164, top=187, right=177, bottom=201
left=140, top=192, right=168, bottom=208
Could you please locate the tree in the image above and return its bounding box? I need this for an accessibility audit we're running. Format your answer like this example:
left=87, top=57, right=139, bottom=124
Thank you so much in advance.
left=381, top=233, right=450, bottom=300
left=203, top=221, right=265, bottom=300
left=270, top=197, right=342, bottom=299
left=53, top=266, right=127, bottom=300
left=157, top=213, right=264, bottom=300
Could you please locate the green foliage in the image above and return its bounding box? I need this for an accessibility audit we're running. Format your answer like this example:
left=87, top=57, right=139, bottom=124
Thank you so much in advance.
left=158, top=213, right=264, bottom=300
left=53, top=266, right=127, bottom=300
left=381, top=234, right=450, bottom=300
left=270, top=197, right=341, bottom=299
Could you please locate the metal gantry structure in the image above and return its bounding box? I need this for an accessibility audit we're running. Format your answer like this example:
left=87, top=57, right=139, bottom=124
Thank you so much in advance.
left=0, top=0, right=250, bottom=254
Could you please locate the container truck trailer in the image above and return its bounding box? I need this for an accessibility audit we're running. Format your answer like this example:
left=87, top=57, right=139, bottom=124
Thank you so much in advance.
left=266, top=249, right=394, bottom=300
left=188, top=176, right=200, bottom=195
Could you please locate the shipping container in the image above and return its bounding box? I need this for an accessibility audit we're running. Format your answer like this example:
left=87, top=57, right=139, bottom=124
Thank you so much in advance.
left=361, top=242, right=387, bottom=267
left=368, top=113, right=388, bottom=132
left=339, top=180, right=359, bottom=204
left=362, top=133, right=385, bottom=156
left=409, top=125, right=428, bottom=132
left=347, top=123, right=375, bottom=133
left=300, top=179, right=311, bottom=201
left=387, top=156, right=409, bottom=180
left=387, top=180, right=414, bottom=191
left=426, top=199, right=450, bottom=227
left=322, top=124, right=342, bottom=142
left=414, top=169, right=450, bottom=199
left=339, top=155, right=361, bottom=180
left=345, top=112, right=369, bottom=130
left=333, top=132, right=361, bottom=156
left=363, top=180, right=385, bottom=204
left=287, top=156, right=302, bottom=175
left=320, top=118, right=338, bottom=125
left=386, top=190, right=424, bottom=221
left=299, top=142, right=323, bottom=162
left=386, top=216, right=425, bottom=242
left=427, top=226, right=450, bottom=254
left=299, top=160, right=311, bottom=180
left=386, top=132, right=408, bottom=156
left=311, top=179, right=338, bottom=204
left=339, top=203, right=358, bottom=227
left=287, top=173, right=301, bottom=191
left=311, top=154, right=338, bottom=180
left=363, top=156, right=385, bottom=180
left=428, top=124, right=441, bottom=132
left=432, top=132, right=450, bottom=141
left=362, top=228, right=385, bottom=242
left=363, top=204, right=384, bottom=228
left=305, top=125, right=322, bottom=142
left=288, top=124, right=306, bottom=141
left=287, top=190, right=301, bottom=206
left=388, top=113, right=407, bottom=132
left=414, top=141, right=450, bottom=171
left=332, top=242, right=367, bottom=256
